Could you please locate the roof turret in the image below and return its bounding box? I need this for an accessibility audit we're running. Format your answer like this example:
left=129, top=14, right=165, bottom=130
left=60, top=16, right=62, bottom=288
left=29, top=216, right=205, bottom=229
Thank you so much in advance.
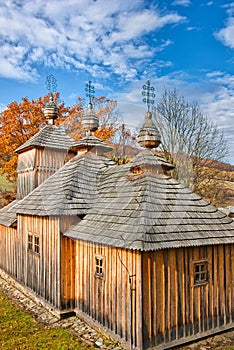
left=82, top=80, right=99, bottom=135
left=44, top=74, right=59, bottom=125
left=138, top=80, right=161, bottom=149
left=82, top=102, right=99, bottom=134
left=43, top=94, right=58, bottom=125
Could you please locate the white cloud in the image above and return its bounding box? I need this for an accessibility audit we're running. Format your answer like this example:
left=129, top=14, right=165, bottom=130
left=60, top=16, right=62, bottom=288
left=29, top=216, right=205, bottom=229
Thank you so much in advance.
left=172, top=0, right=191, bottom=7
left=0, top=0, right=185, bottom=81
left=215, top=17, right=234, bottom=49
left=115, top=71, right=234, bottom=163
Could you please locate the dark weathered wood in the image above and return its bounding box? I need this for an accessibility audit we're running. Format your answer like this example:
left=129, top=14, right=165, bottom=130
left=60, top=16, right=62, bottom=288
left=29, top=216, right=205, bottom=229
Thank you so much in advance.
left=140, top=245, right=234, bottom=349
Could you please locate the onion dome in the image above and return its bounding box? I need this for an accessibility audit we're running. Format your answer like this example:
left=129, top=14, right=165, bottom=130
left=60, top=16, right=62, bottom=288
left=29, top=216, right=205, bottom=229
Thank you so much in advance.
left=44, top=94, right=58, bottom=125
left=138, top=80, right=161, bottom=149
left=82, top=102, right=99, bottom=135
left=138, top=110, right=161, bottom=148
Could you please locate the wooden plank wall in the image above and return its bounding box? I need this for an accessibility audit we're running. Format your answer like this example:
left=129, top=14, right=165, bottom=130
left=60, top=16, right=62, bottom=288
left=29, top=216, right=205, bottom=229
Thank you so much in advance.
left=0, top=224, right=18, bottom=277
left=142, top=245, right=234, bottom=349
left=17, top=215, right=61, bottom=309
left=35, top=148, right=74, bottom=186
left=60, top=216, right=79, bottom=310
left=73, top=241, right=143, bottom=349
left=17, top=148, right=75, bottom=199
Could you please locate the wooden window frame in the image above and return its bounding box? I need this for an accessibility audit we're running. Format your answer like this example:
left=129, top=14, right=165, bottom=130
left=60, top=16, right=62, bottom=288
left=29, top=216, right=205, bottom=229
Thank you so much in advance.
left=193, top=260, right=208, bottom=286
left=28, top=233, right=40, bottom=256
left=28, top=234, right=33, bottom=251
left=95, top=255, right=105, bottom=279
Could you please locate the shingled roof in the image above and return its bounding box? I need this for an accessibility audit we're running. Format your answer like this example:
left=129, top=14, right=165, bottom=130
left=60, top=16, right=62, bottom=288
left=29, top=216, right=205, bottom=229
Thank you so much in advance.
left=15, top=124, right=77, bottom=153
left=74, top=135, right=112, bottom=152
left=12, top=153, right=115, bottom=216
left=0, top=200, right=19, bottom=227
left=64, top=150, right=234, bottom=251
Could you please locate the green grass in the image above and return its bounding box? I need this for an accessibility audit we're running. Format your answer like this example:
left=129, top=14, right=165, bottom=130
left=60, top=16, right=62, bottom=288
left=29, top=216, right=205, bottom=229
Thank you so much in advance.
left=0, top=291, right=93, bottom=349
left=0, top=174, right=15, bottom=192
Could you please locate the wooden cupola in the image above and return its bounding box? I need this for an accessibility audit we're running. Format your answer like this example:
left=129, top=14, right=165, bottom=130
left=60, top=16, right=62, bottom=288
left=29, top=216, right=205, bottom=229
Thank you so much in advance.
left=131, top=80, right=172, bottom=176
left=15, top=94, right=77, bottom=199
left=74, top=81, right=112, bottom=156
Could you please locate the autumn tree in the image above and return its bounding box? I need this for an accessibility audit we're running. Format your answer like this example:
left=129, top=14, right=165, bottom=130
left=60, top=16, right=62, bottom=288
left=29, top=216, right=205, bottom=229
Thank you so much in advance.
left=0, top=94, right=119, bottom=187
left=111, top=123, right=138, bottom=164
left=154, top=89, right=229, bottom=205
left=0, top=94, right=70, bottom=184
left=61, top=96, right=118, bottom=142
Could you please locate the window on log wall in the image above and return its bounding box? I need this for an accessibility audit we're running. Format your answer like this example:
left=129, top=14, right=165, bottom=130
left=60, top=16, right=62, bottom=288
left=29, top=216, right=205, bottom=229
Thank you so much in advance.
left=95, top=256, right=104, bottom=279
left=193, top=260, right=208, bottom=286
left=28, top=233, right=40, bottom=255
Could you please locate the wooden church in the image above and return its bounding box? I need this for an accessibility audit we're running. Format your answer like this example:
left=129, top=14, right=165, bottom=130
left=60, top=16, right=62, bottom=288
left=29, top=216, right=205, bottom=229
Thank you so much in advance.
left=0, top=84, right=234, bottom=349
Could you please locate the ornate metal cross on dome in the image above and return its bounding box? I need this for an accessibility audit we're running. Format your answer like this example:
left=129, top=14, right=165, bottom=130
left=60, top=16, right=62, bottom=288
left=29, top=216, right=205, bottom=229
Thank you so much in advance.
left=46, top=74, right=57, bottom=96
left=85, top=80, right=95, bottom=104
left=142, top=80, right=155, bottom=111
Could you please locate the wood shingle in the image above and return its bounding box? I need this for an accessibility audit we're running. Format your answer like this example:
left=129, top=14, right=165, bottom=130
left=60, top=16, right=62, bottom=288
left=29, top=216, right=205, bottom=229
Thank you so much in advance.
left=12, top=153, right=115, bottom=216
left=64, top=150, right=234, bottom=250
left=15, top=124, right=77, bottom=153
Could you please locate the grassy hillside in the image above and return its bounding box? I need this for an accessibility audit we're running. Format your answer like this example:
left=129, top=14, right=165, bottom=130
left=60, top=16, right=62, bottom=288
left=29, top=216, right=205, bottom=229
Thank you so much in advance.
left=0, top=291, right=92, bottom=350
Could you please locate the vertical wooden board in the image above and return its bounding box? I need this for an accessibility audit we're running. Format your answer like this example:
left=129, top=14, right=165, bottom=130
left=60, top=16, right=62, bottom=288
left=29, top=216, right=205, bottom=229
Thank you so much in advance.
left=223, top=245, right=228, bottom=325
left=142, top=252, right=150, bottom=346
left=231, top=245, right=234, bottom=323
left=224, top=245, right=231, bottom=323
left=100, top=245, right=105, bottom=325
left=213, top=245, right=219, bottom=327
left=184, top=248, right=190, bottom=336
left=148, top=254, right=152, bottom=342
left=131, top=249, right=137, bottom=348
left=81, top=240, right=85, bottom=312
left=207, top=246, right=214, bottom=329
left=176, top=248, right=186, bottom=338
left=104, top=245, right=109, bottom=328
left=87, top=242, right=92, bottom=318
left=169, top=249, right=177, bottom=340
left=120, top=249, right=127, bottom=339
left=111, top=247, right=117, bottom=333
left=83, top=241, right=88, bottom=313
left=163, top=250, right=169, bottom=342
left=218, top=245, right=225, bottom=326
left=154, top=250, right=165, bottom=344
left=150, top=253, right=157, bottom=343
left=116, top=247, right=121, bottom=335
left=194, top=247, right=202, bottom=334
left=125, top=249, right=132, bottom=343
left=61, top=237, right=66, bottom=304
left=135, top=250, right=142, bottom=350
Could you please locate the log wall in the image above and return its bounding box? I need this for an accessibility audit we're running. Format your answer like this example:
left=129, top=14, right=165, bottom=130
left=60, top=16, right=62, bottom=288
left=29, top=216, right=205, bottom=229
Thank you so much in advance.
left=17, top=215, right=61, bottom=309
left=71, top=241, right=143, bottom=349
left=17, top=148, right=75, bottom=199
left=142, top=245, right=234, bottom=349
left=60, top=216, right=79, bottom=310
left=0, top=224, right=18, bottom=277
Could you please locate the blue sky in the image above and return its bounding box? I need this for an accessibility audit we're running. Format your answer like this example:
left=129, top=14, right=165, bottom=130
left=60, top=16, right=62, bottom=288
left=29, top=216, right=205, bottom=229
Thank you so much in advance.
left=0, top=0, right=234, bottom=164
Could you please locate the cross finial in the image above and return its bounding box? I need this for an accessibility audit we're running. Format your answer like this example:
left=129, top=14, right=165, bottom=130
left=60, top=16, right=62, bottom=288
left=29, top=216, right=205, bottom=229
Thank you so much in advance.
left=142, top=80, right=155, bottom=111
left=46, top=74, right=57, bottom=98
left=85, top=80, right=95, bottom=104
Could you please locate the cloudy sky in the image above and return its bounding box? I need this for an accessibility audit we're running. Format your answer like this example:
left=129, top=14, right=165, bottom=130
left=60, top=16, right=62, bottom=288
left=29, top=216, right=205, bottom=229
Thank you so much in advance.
left=0, top=0, right=234, bottom=163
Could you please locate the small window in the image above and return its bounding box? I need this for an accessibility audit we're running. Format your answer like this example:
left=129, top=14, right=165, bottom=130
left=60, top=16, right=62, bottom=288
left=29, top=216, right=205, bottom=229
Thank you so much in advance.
left=28, top=234, right=33, bottom=250
left=194, top=261, right=208, bottom=285
left=28, top=233, right=40, bottom=255
left=95, top=256, right=104, bottom=279
left=34, top=236, right=40, bottom=254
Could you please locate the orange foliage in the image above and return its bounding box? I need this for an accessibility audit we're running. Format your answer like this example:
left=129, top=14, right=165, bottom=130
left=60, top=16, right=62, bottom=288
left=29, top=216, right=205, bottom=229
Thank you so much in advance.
left=0, top=94, right=118, bottom=184
left=0, top=94, right=70, bottom=183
